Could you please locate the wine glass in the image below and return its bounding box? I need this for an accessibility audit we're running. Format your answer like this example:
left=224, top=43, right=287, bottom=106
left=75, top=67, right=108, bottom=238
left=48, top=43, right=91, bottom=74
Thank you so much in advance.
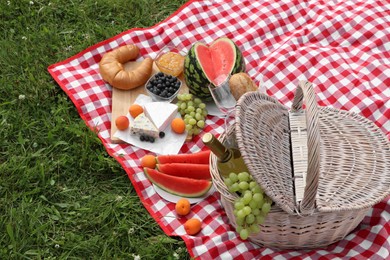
left=207, top=75, right=236, bottom=134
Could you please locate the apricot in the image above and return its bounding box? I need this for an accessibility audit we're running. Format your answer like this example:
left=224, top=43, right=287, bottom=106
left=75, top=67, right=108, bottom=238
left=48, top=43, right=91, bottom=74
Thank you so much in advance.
left=184, top=218, right=202, bottom=235
left=175, top=198, right=191, bottom=216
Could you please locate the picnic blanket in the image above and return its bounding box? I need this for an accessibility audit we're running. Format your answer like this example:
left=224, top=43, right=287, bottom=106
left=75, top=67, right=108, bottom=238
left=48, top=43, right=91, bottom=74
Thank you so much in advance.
left=48, top=0, right=390, bottom=259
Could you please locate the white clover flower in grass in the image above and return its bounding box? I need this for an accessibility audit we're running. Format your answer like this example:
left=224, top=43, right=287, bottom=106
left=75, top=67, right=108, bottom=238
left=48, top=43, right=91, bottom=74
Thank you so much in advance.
left=54, top=244, right=60, bottom=248
left=173, top=252, right=179, bottom=259
left=115, top=195, right=123, bottom=201
left=29, top=1, right=34, bottom=5
left=132, top=254, right=140, bottom=260
left=19, top=94, right=26, bottom=100
left=22, top=36, right=27, bottom=40
left=128, top=227, right=135, bottom=234
left=7, top=1, right=10, bottom=5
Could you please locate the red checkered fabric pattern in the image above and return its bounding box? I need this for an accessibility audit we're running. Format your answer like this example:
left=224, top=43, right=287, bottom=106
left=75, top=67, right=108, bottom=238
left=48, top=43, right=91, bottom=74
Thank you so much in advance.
left=48, top=0, right=390, bottom=259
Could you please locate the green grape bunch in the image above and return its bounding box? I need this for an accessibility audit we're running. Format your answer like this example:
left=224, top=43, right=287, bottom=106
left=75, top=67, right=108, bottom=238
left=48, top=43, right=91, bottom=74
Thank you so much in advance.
left=224, top=171, right=272, bottom=240
left=176, top=93, right=208, bottom=136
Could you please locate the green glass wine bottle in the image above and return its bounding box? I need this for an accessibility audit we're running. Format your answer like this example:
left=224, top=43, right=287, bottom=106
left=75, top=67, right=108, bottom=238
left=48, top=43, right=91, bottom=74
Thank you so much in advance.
left=202, top=133, right=248, bottom=178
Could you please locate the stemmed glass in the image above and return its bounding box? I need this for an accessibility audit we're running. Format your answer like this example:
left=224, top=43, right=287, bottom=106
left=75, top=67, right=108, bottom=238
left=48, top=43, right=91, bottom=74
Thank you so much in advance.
left=207, top=73, right=265, bottom=135
left=207, top=75, right=237, bottom=133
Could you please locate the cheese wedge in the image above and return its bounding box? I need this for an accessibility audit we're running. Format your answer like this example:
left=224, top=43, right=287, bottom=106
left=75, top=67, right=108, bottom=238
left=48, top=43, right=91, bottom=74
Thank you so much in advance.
left=130, top=113, right=159, bottom=138
left=143, top=102, right=178, bottom=132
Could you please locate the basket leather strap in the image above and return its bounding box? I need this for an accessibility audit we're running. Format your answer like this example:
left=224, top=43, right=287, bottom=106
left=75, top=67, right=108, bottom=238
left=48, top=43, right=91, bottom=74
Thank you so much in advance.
left=291, top=81, right=320, bottom=215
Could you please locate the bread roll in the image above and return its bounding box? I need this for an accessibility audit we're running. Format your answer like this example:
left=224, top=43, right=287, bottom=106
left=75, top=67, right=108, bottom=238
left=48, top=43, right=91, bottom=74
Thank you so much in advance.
left=229, top=73, right=258, bottom=100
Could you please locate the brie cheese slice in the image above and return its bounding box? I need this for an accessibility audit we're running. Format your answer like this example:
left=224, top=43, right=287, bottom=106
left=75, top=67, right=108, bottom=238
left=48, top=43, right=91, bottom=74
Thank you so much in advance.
left=143, top=102, right=178, bottom=132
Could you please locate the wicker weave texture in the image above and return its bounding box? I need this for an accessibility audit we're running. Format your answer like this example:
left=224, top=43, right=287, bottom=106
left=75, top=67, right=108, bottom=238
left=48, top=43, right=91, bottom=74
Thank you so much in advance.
left=220, top=195, right=368, bottom=249
left=209, top=81, right=390, bottom=249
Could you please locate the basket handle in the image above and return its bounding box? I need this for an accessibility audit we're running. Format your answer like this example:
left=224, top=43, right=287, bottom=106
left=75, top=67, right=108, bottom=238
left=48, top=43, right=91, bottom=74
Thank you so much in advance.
left=291, top=81, right=320, bottom=215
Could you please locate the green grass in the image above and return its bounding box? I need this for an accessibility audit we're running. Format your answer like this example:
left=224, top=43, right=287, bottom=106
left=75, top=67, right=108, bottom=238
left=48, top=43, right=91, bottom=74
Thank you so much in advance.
left=1, top=0, right=191, bottom=259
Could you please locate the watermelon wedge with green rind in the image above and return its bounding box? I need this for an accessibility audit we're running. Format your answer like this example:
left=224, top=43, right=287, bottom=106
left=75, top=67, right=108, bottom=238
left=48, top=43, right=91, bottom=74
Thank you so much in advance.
left=184, top=37, right=246, bottom=101
left=156, top=163, right=211, bottom=180
left=144, top=168, right=212, bottom=198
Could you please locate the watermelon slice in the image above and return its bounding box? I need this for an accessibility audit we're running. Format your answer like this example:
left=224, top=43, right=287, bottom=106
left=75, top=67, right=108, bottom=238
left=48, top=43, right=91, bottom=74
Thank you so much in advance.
left=184, top=37, right=245, bottom=101
left=156, top=163, right=211, bottom=180
left=156, top=150, right=210, bottom=164
left=195, top=38, right=238, bottom=85
left=144, top=168, right=212, bottom=198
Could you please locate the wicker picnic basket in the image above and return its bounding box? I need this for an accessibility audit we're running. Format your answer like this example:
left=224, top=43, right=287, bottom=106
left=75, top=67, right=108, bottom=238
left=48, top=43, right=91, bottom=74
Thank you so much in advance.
left=210, top=81, right=390, bottom=249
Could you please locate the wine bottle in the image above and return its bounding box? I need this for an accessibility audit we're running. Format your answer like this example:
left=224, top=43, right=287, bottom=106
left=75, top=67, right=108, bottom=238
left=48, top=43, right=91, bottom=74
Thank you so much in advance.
left=202, top=133, right=248, bottom=177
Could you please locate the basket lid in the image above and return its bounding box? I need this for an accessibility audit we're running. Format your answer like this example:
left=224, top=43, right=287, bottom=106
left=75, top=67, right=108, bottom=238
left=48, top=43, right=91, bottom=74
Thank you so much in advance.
left=235, top=81, right=390, bottom=215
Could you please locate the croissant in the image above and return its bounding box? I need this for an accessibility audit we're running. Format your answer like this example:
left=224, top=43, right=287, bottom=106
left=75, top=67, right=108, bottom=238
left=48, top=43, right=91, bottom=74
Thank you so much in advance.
left=99, top=44, right=153, bottom=90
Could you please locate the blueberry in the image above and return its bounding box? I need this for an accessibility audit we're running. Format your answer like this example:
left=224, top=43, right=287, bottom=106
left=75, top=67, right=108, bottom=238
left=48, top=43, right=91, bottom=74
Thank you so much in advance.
left=140, top=135, right=145, bottom=141
left=150, top=137, right=155, bottom=143
left=159, top=132, right=165, bottom=138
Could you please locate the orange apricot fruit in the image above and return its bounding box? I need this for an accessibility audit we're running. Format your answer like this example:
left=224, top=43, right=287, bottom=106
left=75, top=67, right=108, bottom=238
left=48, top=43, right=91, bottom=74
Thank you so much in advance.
left=115, top=116, right=129, bottom=130
left=175, top=198, right=191, bottom=216
left=129, top=104, right=144, bottom=118
left=171, top=118, right=186, bottom=134
left=141, top=154, right=156, bottom=169
left=184, top=218, right=202, bottom=235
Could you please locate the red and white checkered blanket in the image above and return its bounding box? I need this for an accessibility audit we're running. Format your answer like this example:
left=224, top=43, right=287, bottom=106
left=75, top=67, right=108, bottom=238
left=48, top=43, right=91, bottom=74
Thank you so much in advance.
left=48, top=0, right=390, bottom=259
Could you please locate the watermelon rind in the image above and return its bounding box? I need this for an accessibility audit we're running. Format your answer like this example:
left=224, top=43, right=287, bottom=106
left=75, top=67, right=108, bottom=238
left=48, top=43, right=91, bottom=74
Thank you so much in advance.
left=144, top=168, right=212, bottom=198
left=184, top=37, right=246, bottom=101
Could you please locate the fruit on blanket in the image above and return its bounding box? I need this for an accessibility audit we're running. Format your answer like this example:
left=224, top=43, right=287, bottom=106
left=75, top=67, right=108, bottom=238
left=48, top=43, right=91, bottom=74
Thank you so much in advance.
left=184, top=37, right=246, bottom=101
left=229, top=72, right=258, bottom=100
left=99, top=44, right=153, bottom=90
left=156, top=163, right=211, bottom=180
left=144, top=168, right=212, bottom=197
left=115, top=115, right=129, bottom=130
left=184, top=218, right=202, bottom=235
left=156, top=150, right=211, bottom=164
left=175, top=198, right=191, bottom=216
left=171, top=118, right=186, bottom=134
left=129, top=104, right=144, bottom=118
left=141, top=154, right=157, bottom=169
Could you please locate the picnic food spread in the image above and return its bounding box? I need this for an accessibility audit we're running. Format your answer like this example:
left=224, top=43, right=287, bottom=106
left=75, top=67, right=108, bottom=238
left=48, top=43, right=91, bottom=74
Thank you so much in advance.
left=96, top=35, right=390, bottom=246
left=48, top=1, right=390, bottom=257
left=99, top=36, right=278, bottom=242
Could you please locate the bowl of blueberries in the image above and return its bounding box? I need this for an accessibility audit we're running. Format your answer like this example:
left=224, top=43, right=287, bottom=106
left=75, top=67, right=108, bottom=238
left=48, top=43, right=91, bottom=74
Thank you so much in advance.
left=145, top=72, right=182, bottom=102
